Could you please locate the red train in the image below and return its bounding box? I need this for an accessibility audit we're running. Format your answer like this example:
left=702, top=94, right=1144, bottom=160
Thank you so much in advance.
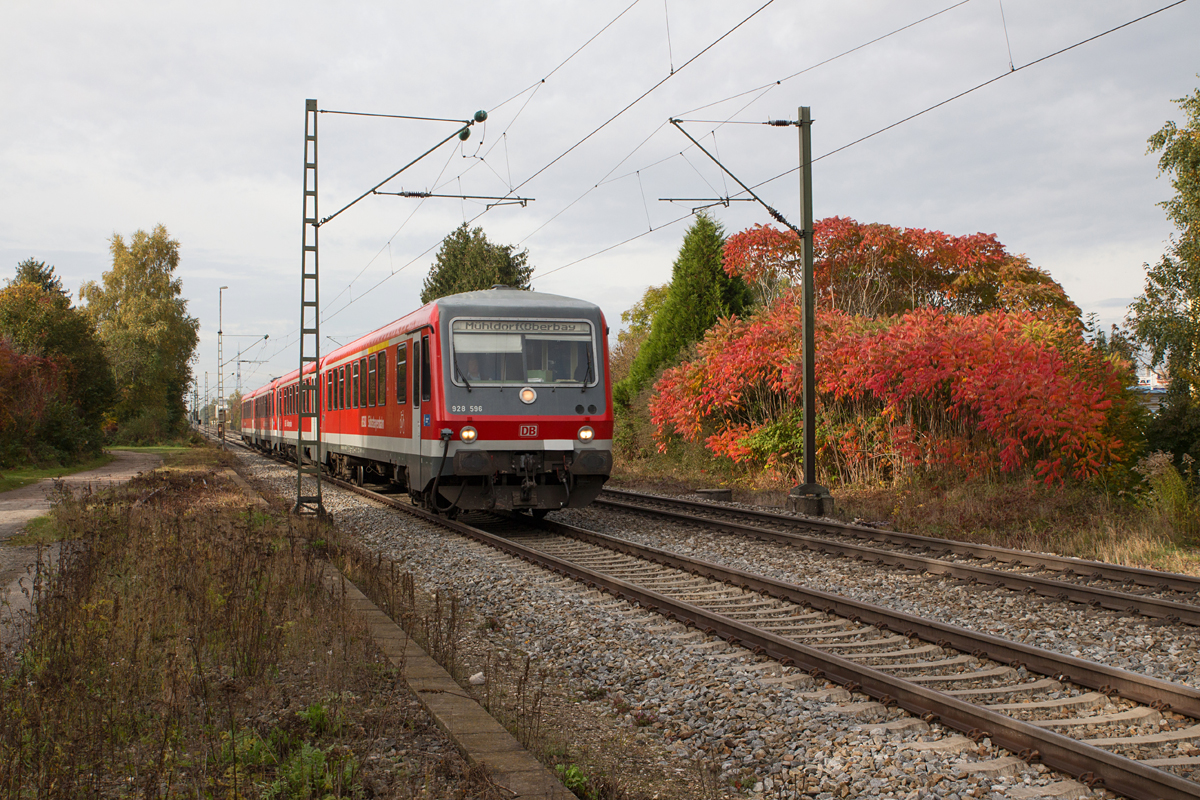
left=241, top=287, right=613, bottom=514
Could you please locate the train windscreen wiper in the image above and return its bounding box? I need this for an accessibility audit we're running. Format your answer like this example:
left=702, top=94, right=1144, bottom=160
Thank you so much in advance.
left=582, top=345, right=593, bottom=392
left=453, top=352, right=472, bottom=392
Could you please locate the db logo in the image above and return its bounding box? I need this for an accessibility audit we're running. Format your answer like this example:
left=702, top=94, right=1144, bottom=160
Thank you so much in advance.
left=519, top=424, right=538, bottom=438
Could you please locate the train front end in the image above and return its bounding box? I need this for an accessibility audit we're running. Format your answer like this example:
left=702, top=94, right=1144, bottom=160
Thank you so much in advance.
left=429, top=288, right=613, bottom=513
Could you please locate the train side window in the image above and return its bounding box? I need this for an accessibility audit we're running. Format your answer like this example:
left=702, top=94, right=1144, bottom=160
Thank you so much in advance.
left=377, top=349, right=387, bottom=406
left=338, top=367, right=345, bottom=409
left=351, top=363, right=359, bottom=408
left=326, top=372, right=333, bottom=412
left=396, top=343, right=407, bottom=405
left=359, top=358, right=367, bottom=410
left=368, top=354, right=377, bottom=407
left=420, top=334, right=431, bottom=403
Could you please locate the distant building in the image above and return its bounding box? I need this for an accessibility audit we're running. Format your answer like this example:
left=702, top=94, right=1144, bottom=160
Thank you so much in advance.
left=1130, top=368, right=1169, bottom=412
left=1136, top=369, right=1168, bottom=390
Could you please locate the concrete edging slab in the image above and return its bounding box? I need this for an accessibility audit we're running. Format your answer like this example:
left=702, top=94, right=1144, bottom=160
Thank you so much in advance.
left=319, top=567, right=576, bottom=800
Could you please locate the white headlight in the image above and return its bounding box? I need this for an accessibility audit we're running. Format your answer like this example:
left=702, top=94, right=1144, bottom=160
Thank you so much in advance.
left=519, top=387, right=537, bottom=404
left=460, top=426, right=478, bottom=443
left=578, top=425, right=595, bottom=442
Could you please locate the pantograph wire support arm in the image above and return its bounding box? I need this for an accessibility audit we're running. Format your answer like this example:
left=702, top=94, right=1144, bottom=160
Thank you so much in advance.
left=371, top=190, right=535, bottom=209
left=669, top=118, right=803, bottom=237
left=317, top=111, right=486, bottom=228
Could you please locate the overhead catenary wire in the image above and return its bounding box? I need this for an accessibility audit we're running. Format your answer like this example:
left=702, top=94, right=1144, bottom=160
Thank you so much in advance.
left=258, top=1, right=1186, bottom=377
left=534, top=211, right=697, bottom=280
left=503, top=0, right=777, bottom=197
left=674, top=0, right=975, bottom=118
left=664, top=0, right=675, bottom=74
left=998, top=0, right=1016, bottom=72
left=259, top=0, right=989, bottom=372
left=535, top=0, right=1193, bottom=285
left=310, top=0, right=649, bottom=336
left=519, top=1, right=962, bottom=249
left=311, top=0, right=776, bottom=336
left=241, top=0, right=992, bottom=377
left=745, top=0, right=1191, bottom=193
left=487, top=0, right=643, bottom=114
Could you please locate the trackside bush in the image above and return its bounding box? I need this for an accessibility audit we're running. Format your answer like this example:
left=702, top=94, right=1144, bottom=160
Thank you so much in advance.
left=650, top=301, right=1134, bottom=486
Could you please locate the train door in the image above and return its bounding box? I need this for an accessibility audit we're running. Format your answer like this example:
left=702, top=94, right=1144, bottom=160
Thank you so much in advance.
left=409, top=333, right=432, bottom=491
left=412, top=337, right=424, bottom=490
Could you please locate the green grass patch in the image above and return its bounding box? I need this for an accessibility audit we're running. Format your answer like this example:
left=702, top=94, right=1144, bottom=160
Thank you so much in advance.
left=7, top=515, right=65, bottom=546
left=0, top=453, right=115, bottom=494
left=107, top=444, right=197, bottom=457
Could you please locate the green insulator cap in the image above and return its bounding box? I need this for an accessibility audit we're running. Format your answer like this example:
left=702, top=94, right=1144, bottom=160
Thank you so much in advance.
left=474, top=109, right=488, bottom=123
left=459, top=128, right=471, bottom=141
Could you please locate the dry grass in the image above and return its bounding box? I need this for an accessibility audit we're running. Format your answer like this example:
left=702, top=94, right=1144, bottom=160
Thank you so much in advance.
left=0, top=447, right=502, bottom=799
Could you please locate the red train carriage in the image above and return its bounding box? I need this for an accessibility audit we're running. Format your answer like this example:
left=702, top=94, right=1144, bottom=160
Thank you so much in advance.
left=243, top=287, right=613, bottom=514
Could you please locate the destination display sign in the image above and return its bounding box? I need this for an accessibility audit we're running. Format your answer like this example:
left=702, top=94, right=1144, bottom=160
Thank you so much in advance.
left=452, top=319, right=590, bottom=335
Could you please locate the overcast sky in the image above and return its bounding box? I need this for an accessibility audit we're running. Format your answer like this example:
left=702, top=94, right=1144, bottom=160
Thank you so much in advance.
left=2, top=0, right=1197, bottom=401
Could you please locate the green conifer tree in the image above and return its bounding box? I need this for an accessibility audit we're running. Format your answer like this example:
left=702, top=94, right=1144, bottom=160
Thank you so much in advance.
left=420, top=224, right=533, bottom=303
left=614, top=213, right=752, bottom=407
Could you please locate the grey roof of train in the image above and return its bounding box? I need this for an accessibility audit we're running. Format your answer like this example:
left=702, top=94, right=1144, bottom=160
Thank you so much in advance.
left=433, top=287, right=601, bottom=317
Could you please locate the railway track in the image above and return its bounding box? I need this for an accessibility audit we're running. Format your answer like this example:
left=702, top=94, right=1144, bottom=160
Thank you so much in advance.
left=595, top=488, right=1200, bottom=627
left=224, top=438, right=1200, bottom=798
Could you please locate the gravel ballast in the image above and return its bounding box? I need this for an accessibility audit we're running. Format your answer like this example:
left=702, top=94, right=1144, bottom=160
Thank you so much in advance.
left=232, top=451, right=1195, bottom=799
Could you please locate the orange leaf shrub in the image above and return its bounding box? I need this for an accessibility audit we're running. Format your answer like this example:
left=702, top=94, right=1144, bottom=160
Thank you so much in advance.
left=649, top=296, right=1129, bottom=485
left=724, top=218, right=1079, bottom=319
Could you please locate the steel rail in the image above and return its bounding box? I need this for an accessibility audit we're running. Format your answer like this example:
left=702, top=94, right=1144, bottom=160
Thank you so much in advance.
left=596, top=495, right=1200, bottom=626
left=601, top=488, right=1200, bottom=594
left=537, top=518, right=1200, bottom=719
left=225, top=441, right=1200, bottom=798
left=320, top=482, right=1200, bottom=799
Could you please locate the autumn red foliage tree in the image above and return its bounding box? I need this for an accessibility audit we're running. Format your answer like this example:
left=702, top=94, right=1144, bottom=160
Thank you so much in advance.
left=724, top=218, right=1080, bottom=319
left=648, top=219, right=1130, bottom=486
left=0, top=335, right=67, bottom=466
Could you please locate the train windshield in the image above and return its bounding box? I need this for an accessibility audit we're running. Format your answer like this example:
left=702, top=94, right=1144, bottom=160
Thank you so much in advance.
left=450, top=319, right=596, bottom=387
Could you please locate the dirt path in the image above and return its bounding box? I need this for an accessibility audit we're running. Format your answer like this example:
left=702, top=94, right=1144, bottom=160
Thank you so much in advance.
left=1, top=450, right=162, bottom=651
